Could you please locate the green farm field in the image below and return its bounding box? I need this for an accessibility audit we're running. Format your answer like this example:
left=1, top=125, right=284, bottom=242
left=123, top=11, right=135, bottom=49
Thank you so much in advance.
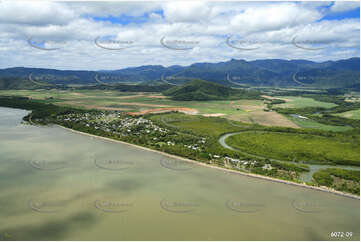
left=150, top=112, right=250, bottom=137
left=273, top=96, right=338, bottom=109
left=334, top=109, right=360, bottom=120
left=285, top=115, right=353, bottom=132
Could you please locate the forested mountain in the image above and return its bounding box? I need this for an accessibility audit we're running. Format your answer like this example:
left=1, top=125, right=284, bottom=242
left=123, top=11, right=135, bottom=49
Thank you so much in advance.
left=0, top=57, right=359, bottom=89
left=163, top=79, right=260, bottom=101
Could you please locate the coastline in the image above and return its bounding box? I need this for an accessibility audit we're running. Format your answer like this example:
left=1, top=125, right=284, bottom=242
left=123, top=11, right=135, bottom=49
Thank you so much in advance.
left=57, top=124, right=360, bottom=200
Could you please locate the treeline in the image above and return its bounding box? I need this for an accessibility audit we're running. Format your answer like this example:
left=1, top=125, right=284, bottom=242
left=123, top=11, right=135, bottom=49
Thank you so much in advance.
left=264, top=98, right=286, bottom=109
left=313, top=168, right=360, bottom=195
left=311, top=114, right=359, bottom=129
left=0, top=96, right=79, bottom=123
left=270, top=99, right=286, bottom=105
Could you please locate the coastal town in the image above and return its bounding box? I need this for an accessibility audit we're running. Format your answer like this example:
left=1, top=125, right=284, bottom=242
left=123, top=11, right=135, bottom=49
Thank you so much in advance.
left=56, top=111, right=209, bottom=154
left=54, top=111, right=277, bottom=173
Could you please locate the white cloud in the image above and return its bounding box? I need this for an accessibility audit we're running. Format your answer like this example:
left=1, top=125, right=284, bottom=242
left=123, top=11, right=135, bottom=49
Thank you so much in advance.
left=0, top=1, right=358, bottom=70
left=0, top=1, right=76, bottom=26
left=162, top=1, right=212, bottom=23
left=330, top=1, right=360, bottom=13
left=230, top=3, right=322, bottom=33
left=66, top=1, right=162, bottom=17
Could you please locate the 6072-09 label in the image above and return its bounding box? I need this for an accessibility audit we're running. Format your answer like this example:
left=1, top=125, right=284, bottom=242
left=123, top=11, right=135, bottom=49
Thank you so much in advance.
left=330, top=232, right=353, bottom=238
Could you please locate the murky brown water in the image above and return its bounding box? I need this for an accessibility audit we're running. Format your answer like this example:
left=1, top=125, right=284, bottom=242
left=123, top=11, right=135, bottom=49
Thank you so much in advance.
left=0, top=107, right=359, bottom=240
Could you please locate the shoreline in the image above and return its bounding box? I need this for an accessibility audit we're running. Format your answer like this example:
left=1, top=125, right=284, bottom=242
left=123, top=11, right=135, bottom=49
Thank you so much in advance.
left=57, top=124, right=360, bottom=200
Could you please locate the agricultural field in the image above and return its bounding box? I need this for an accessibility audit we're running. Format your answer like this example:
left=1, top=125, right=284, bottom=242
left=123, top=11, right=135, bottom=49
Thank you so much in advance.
left=0, top=89, right=357, bottom=131
left=334, top=109, right=360, bottom=120
left=0, top=89, right=140, bottom=100
left=0, top=89, right=297, bottom=128
left=0, top=89, right=168, bottom=111
left=226, top=131, right=360, bottom=166
left=272, top=96, right=338, bottom=109
left=151, top=112, right=250, bottom=137
left=286, top=114, right=353, bottom=132
left=226, top=99, right=298, bottom=128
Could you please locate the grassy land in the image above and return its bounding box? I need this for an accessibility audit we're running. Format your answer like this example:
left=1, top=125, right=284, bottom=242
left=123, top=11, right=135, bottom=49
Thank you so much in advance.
left=334, top=109, right=360, bottom=120
left=273, top=96, right=338, bottom=109
left=285, top=115, right=353, bottom=131
left=150, top=112, right=250, bottom=137
left=226, top=131, right=360, bottom=166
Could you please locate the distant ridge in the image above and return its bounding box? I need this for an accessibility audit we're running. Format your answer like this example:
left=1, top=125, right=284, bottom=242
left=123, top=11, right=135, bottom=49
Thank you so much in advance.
left=0, top=57, right=359, bottom=89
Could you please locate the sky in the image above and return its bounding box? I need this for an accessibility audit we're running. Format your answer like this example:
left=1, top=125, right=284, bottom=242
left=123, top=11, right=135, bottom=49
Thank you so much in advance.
left=0, top=0, right=359, bottom=70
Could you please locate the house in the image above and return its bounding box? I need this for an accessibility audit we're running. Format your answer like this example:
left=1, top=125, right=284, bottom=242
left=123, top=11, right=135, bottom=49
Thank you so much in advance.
left=262, top=164, right=272, bottom=170
left=225, top=156, right=240, bottom=165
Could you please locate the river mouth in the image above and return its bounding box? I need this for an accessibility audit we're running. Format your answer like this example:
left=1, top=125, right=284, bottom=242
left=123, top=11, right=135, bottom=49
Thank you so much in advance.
left=218, top=131, right=360, bottom=182
left=0, top=107, right=359, bottom=240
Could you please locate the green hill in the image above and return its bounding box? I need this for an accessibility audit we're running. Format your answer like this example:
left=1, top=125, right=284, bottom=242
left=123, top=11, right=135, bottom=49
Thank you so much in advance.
left=163, top=79, right=259, bottom=101
left=0, top=77, right=40, bottom=89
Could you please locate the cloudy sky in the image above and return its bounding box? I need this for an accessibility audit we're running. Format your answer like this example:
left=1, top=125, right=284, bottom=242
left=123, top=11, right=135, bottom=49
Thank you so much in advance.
left=0, top=0, right=359, bottom=70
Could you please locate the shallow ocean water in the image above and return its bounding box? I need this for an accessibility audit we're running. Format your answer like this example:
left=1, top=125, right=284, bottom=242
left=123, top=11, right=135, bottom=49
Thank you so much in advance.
left=0, top=107, right=359, bottom=241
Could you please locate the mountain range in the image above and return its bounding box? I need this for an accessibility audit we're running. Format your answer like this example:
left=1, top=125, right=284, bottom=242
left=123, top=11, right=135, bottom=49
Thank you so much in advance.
left=0, top=57, right=359, bottom=90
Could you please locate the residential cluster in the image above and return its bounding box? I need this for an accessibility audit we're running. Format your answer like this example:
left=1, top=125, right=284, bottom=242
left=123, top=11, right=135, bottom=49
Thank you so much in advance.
left=56, top=111, right=208, bottom=152
left=223, top=156, right=273, bottom=170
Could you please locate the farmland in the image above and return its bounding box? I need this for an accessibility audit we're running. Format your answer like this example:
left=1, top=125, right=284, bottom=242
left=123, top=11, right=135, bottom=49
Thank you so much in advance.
left=273, top=96, right=338, bottom=109
left=334, top=109, right=360, bottom=120
left=0, top=89, right=311, bottom=128
left=0, top=88, right=356, bottom=133
left=285, top=114, right=353, bottom=131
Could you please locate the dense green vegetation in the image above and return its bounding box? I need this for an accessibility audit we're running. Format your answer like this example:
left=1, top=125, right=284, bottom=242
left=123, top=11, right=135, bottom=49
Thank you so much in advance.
left=226, top=131, right=359, bottom=166
left=163, top=79, right=260, bottom=101
left=0, top=77, right=40, bottom=90
left=313, top=168, right=360, bottom=195
left=0, top=96, right=79, bottom=123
